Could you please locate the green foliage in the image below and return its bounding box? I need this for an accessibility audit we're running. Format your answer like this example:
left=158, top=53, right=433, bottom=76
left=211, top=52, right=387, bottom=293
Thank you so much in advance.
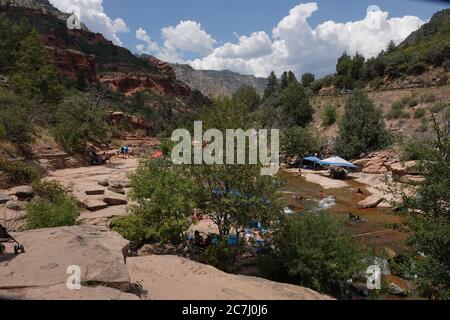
left=431, top=101, right=448, bottom=113
left=232, top=86, right=261, bottom=111
left=408, top=98, right=420, bottom=108
left=422, top=93, right=436, bottom=103
left=390, top=111, right=450, bottom=299
left=279, top=82, right=315, bottom=128
left=26, top=180, right=80, bottom=230
left=114, top=159, right=196, bottom=244
left=52, top=92, right=108, bottom=153
left=386, top=108, right=410, bottom=120
left=0, top=157, right=40, bottom=185
left=10, top=30, right=64, bottom=104
left=264, top=71, right=278, bottom=99
left=335, top=90, right=390, bottom=159
left=301, top=73, right=315, bottom=88
left=202, top=239, right=235, bottom=272
left=281, top=127, right=322, bottom=160
left=414, top=108, right=426, bottom=119
left=321, top=105, right=338, bottom=127
left=0, top=13, right=31, bottom=73
left=443, top=59, right=450, bottom=71
left=0, top=90, right=34, bottom=146
left=261, top=213, right=363, bottom=298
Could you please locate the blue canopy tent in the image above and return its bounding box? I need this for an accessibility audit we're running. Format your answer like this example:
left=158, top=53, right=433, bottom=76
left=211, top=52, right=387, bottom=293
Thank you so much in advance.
left=319, top=156, right=358, bottom=169
left=301, top=156, right=322, bottom=170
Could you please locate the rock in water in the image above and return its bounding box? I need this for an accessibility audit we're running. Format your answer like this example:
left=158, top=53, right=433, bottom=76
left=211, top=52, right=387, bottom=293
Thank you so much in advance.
left=0, top=226, right=131, bottom=294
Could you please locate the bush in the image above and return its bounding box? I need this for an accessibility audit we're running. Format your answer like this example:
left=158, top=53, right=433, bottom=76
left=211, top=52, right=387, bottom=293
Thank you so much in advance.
left=406, top=62, right=427, bottom=75
left=26, top=180, right=80, bottom=229
left=321, top=105, right=338, bottom=127
left=408, top=99, right=419, bottom=108
left=443, top=59, right=450, bottom=72
left=261, top=213, right=363, bottom=298
left=0, top=157, right=40, bottom=184
left=110, top=214, right=150, bottom=244
left=414, top=108, right=426, bottom=119
left=422, top=93, right=436, bottom=103
left=431, top=101, right=448, bottom=113
left=281, top=127, right=322, bottom=160
left=202, top=239, right=235, bottom=273
left=386, top=108, right=410, bottom=120
left=392, top=100, right=406, bottom=110
left=335, top=90, right=389, bottom=159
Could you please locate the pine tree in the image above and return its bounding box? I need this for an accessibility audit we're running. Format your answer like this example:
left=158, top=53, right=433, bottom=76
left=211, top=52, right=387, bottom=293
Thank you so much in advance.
left=10, top=30, right=64, bottom=104
left=301, top=72, right=315, bottom=88
left=287, top=71, right=298, bottom=85
left=279, top=82, right=315, bottom=128
left=280, top=71, right=289, bottom=90
left=264, top=71, right=278, bottom=99
left=335, top=89, right=389, bottom=158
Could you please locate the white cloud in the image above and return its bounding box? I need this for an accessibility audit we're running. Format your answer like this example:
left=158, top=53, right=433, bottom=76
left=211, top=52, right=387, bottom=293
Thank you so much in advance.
left=190, top=2, right=425, bottom=77
left=135, top=20, right=216, bottom=63
left=49, top=0, right=129, bottom=45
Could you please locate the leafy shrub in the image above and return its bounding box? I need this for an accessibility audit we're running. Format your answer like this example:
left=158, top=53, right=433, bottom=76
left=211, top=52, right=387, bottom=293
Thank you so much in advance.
left=281, top=127, right=322, bottom=160
left=392, top=100, right=406, bottom=110
left=431, top=101, right=448, bottom=113
left=0, top=157, right=40, bottom=184
left=386, top=108, right=410, bottom=120
left=202, top=239, right=235, bottom=272
left=422, top=93, right=436, bottom=103
left=406, top=62, right=427, bottom=75
left=26, top=180, right=80, bottom=229
left=408, top=99, right=419, bottom=108
left=443, top=59, right=450, bottom=72
left=261, top=213, right=363, bottom=298
left=414, top=108, right=426, bottom=119
left=110, top=214, right=149, bottom=244
left=321, top=105, right=338, bottom=127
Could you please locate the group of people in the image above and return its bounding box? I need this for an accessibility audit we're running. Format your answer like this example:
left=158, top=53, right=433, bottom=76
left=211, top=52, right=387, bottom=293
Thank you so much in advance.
left=186, top=230, right=213, bottom=254
left=88, top=150, right=111, bottom=166
left=119, top=145, right=131, bottom=158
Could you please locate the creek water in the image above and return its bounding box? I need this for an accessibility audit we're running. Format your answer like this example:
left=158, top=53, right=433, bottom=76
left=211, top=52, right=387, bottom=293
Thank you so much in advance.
left=279, top=171, right=407, bottom=252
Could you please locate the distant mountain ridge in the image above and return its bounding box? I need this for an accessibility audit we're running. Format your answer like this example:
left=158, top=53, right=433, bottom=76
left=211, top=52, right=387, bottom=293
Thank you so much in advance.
left=171, top=64, right=267, bottom=97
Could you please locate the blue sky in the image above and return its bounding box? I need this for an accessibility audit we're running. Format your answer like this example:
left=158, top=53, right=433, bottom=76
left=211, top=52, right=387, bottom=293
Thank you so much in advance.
left=50, top=0, right=450, bottom=76
left=103, top=0, right=448, bottom=54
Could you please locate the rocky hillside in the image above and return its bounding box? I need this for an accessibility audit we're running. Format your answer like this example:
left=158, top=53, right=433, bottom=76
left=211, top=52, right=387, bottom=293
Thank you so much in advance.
left=172, top=63, right=267, bottom=97
left=0, top=0, right=208, bottom=104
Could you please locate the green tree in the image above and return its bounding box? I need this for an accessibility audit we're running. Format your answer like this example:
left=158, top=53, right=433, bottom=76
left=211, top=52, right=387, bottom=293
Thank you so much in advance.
left=287, top=71, right=298, bottom=85
left=350, top=52, right=365, bottom=80
left=261, top=213, right=363, bottom=298
left=232, top=86, right=260, bottom=111
left=280, top=71, right=289, bottom=90
left=301, top=73, right=315, bottom=88
left=336, top=51, right=352, bottom=76
left=279, top=82, right=315, bottom=128
left=53, top=88, right=108, bottom=152
left=389, top=110, right=450, bottom=299
left=321, top=105, right=338, bottom=127
left=10, top=30, right=64, bottom=104
left=0, top=14, right=30, bottom=73
left=335, top=90, right=389, bottom=159
left=264, top=71, right=278, bottom=99
left=26, top=180, right=80, bottom=230
left=112, top=158, right=197, bottom=244
left=281, top=127, right=321, bottom=160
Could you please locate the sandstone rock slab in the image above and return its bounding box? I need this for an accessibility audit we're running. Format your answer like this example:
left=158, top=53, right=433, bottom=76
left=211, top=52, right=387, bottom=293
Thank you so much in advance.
left=5, top=200, right=27, bottom=211
left=10, top=186, right=35, bottom=201
left=0, top=193, right=10, bottom=204
left=85, top=200, right=109, bottom=212
left=0, top=226, right=130, bottom=291
left=127, top=255, right=332, bottom=300
left=104, top=194, right=128, bottom=206
left=85, top=189, right=105, bottom=196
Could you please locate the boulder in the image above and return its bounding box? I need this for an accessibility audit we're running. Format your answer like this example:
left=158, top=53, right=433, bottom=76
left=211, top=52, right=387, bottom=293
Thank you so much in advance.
left=85, top=200, right=109, bottom=212
left=0, top=226, right=131, bottom=292
left=0, top=284, right=139, bottom=301
left=0, top=192, right=10, bottom=204
left=137, top=243, right=183, bottom=256
left=127, top=255, right=332, bottom=300
left=5, top=200, right=27, bottom=211
left=103, top=194, right=128, bottom=206
left=85, top=189, right=105, bottom=196
left=11, top=186, right=35, bottom=201
left=108, top=187, right=125, bottom=195
left=109, top=180, right=131, bottom=189
left=97, top=180, right=109, bottom=187
left=388, top=283, right=408, bottom=296
left=359, top=197, right=386, bottom=209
